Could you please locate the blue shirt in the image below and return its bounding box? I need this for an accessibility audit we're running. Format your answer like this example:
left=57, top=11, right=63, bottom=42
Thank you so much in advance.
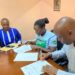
left=0, top=28, right=22, bottom=47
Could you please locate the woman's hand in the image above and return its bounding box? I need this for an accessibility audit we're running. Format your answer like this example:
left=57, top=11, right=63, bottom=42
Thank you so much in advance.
left=25, top=41, right=35, bottom=45
left=31, top=45, right=42, bottom=50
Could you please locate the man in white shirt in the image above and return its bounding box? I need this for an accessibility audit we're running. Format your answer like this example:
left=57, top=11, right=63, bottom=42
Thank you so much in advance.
left=42, top=17, right=75, bottom=75
left=51, top=44, right=69, bottom=60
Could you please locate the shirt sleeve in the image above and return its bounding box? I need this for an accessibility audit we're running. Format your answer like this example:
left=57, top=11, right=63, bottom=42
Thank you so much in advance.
left=48, top=35, right=57, bottom=47
left=35, top=35, right=38, bottom=40
left=14, top=28, right=22, bottom=43
left=57, top=69, right=75, bottom=75
left=51, top=44, right=68, bottom=60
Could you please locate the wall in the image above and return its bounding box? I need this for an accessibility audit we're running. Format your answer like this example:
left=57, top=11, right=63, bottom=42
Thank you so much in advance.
left=0, top=0, right=75, bottom=41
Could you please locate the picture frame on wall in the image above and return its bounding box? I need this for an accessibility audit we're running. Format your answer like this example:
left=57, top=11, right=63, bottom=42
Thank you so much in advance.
left=54, top=0, right=61, bottom=11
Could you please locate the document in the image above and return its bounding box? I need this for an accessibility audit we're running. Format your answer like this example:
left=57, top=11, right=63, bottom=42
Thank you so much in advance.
left=8, top=43, right=19, bottom=48
left=57, top=69, right=75, bottom=75
left=14, top=53, right=38, bottom=61
left=21, top=60, right=52, bottom=75
left=13, top=45, right=32, bottom=53
left=0, top=47, right=12, bottom=51
left=0, top=43, right=20, bottom=51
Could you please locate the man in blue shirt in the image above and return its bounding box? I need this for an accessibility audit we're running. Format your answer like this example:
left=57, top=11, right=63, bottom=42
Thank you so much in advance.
left=0, top=18, right=22, bottom=47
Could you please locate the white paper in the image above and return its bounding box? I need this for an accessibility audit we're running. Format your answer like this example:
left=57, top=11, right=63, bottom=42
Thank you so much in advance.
left=13, top=45, right=32, bottom=53
left=21, top=60, right=52, bottom=75
left=57, top=69, right=75, bottom=75
left=24, top=39, right=36, bottom=44
left=14, top=53, right=38, bottom=61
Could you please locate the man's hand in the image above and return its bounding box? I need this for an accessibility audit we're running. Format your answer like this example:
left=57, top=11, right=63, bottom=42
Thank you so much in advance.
left=42, top=65, right=58, bottom=75
left=40, top=52, right=51, bottom=60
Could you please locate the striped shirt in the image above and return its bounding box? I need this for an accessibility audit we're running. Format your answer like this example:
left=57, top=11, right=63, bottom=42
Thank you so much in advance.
left=0, top=28, right=22, bottom=47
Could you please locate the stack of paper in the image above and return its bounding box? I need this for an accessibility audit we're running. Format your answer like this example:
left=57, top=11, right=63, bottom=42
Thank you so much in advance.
left=0, top=47, right=12, bottom=51
left=14, top=53, right=38, bottom=61
left=9, top=43, right=19, bottom=48
left=13, top=45, right=32, bottom=53
left=0, top=43, right=20, bottom=52
left=21, top=60, right=52, bottom=75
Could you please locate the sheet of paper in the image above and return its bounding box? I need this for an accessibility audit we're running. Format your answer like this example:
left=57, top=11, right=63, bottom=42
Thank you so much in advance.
left=0, top=43, right=19, bottom=52
left=13, top=45, right=32, bottom=53
left=57, top=69, right=75, bottom=75
left=9, top=43, right=19, bottom=48
left=14, top=53, right=38, bottom=61
left=0, top=47, right=12, bottom=51
left=24, top=39, right=36, bottom=44
left=21, top=60, right=52, bottom=75
left=4, top=43, right=19, bottom=50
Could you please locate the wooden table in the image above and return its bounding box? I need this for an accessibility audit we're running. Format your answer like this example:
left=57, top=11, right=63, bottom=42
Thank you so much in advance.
left=0, top=50, right=64, bottom=75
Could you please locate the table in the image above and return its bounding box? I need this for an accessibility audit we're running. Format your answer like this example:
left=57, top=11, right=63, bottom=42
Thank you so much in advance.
left=0, top=49, right=64, bottom=75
